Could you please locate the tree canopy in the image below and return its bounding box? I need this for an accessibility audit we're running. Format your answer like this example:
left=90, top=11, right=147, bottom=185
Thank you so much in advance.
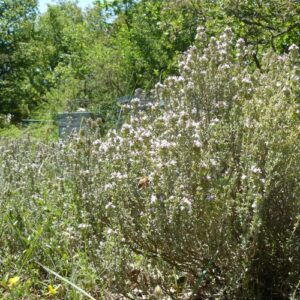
left=0, top=0, right=299, bottom=124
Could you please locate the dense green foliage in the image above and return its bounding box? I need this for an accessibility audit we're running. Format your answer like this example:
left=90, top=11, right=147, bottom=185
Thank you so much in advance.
left=0, top=0, right=299, bottom=125
left=0, top=1, right=300, bottom=299
left=0, top=0, right=38, bottom=120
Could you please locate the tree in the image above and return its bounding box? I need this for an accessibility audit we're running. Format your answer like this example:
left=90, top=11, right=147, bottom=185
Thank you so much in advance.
left=0, top=0, right=38, bottom=120
left=98, top=0, right=197, bottom=93
left=32, top=1, right=97, bottom=115
left=161, top=0, right=300, bottom=67
left=105, top=0, right=300, bottom=91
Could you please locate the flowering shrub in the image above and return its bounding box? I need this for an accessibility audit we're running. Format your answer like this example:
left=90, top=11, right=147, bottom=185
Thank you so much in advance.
left=93, top=28, right=300, bottom=298
left=0, top=28, right=300, bottom=299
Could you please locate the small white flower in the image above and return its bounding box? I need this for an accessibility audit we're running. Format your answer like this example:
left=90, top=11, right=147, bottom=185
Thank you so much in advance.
left=206, top=194, right=215, bottom=201
left=105, top=202, right=116, bottom=209
left=104, top=183, right=116, bottom=191
left=242, top=77, right=252, bottom=84
left=244, top=118, right=251, bottom=128
left=187, top=81, right=194, bottom=90
left=237, top=38, right=245, bottom=45
left=194, top=139, right=202, bottom=148
left=111, top=172, right=128, bottom=180
left=92, top=139, right=101, bottom=145
left=150, top=195, right=157, bottom=204
left=181, top=197, right=192, bottom=213
left=141, top=130, right=151, bottom=138
left=210, top=118, right=219, bottom=125
left=168, top=160, right=177, bottom=166
left=220, top=63, right=230, bottom=70
left=156, top=162, right=163, bottom=169
left=107, top=228, right=113, bottom=235
left=78, top=224, right=90, bottom=229
left=210, top=159, right=217, bottom=166
left=250, top=166, right=262, bottom=174
left=80, top=170, right=90, bottom=176
left=199, top=55, right=208, bottom=63
left=131, top=97, right=140, bottom=105
left=159, top=139, right=173, bottom=149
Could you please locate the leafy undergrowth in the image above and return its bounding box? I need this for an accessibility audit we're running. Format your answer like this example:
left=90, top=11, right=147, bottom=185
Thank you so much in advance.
left=1, top=29, right=300, bottom=299
left=0, top=122, right=58, bottom=142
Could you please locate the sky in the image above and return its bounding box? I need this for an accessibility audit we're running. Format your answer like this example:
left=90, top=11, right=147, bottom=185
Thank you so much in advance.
left=38, top=0, right=95, bottom=13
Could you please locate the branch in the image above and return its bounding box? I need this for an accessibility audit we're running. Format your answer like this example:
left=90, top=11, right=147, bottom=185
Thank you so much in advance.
left=272, top=22, right=300, bottom=39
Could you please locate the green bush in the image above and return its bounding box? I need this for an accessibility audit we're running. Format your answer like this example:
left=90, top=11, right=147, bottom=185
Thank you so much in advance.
left=0, top=28, right=299, bottom=299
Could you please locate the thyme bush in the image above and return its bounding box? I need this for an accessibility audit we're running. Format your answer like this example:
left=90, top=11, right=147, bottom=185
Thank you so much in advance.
left=0, top=28, right=299, bottom=299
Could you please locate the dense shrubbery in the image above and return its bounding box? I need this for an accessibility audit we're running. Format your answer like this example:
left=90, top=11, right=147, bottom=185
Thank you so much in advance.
left=0, top=29, right=300, bottom=299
